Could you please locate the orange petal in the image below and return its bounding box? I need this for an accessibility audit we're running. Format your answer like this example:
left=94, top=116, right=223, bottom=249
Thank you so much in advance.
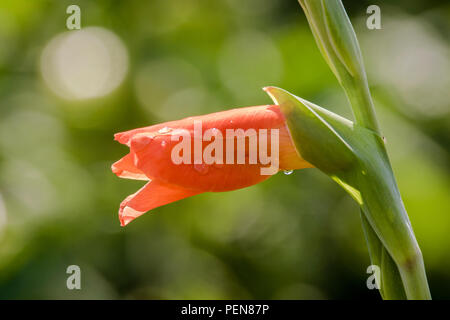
left=130, top=132, right=270, bottom=192
left=119, top=180, right=201, bottom=226
left=279, top=126, right=314, bottom=170
left=115, top=105, right=281, bottom=145
left=128, top=105, right=311, bottom=192
left=115, top=123, right=164, bottom=146
left=115, top=120, right=186, bottom=146
left=111, top=153, right=149, bottom=180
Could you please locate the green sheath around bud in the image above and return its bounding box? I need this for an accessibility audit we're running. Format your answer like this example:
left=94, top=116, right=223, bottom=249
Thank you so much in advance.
left=265, top=86, right=431, bottom=300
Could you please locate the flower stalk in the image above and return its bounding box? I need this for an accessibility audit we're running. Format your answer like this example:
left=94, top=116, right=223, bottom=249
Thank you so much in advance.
left=298, top=0, right=379, bottom=133
left=292, top=0, right=431, bottom=299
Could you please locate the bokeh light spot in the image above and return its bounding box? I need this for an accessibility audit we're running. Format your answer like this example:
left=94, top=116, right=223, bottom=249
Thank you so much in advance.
left=40, top=27, right=128, bottom=100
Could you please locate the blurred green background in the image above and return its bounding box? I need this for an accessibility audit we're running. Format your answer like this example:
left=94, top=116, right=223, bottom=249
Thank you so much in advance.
left=0, top=0, right=448, bottom=299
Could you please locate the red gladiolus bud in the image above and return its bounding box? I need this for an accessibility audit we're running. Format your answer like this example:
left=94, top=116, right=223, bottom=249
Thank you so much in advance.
left=112, top=105, right=312, bottom=226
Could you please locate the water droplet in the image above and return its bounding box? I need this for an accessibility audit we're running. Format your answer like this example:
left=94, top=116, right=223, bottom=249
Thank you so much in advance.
left=158, top=127, right=172, bottom=134
left=194, top=163, right=209, bottom=175
left=283, top=170, right=293, bottom=175
left=161, top=141, right=167, bottom=147
left=132, top=134, right=153, bottom=148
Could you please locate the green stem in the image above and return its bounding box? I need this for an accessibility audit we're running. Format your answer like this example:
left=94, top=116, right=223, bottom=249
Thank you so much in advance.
left=400, top=252, right=431, bottom=299
left=343, top=75, right=380, bottom=134
left=337, top=10, right=431, bottom=300
left=297, top=0, right=431, bottom=299
left=361, top=211, right=406, bottom=299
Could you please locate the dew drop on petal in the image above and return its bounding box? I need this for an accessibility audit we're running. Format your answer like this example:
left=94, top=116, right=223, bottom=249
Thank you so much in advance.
left=283, top=170, right=293, bottom=175
left=161, top=140, right=167, bottom=147
left=158, top=127, right=172, bottom=134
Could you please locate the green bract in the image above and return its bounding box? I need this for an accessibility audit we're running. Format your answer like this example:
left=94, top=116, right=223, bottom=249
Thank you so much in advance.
left=265, top=87, right=430, bottom=299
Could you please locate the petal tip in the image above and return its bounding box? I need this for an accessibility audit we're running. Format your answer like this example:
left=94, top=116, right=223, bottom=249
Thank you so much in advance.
left=119, top=205, right=145, bottom=227
left=114, top=132, right=126, bottom=144
left=130, top=134, right=153, bottom=151
left=111, top=163, right=121, bottom=175
left=119, top=216, right=131, bottom=227
left=262, top=86, right=284, bottom=105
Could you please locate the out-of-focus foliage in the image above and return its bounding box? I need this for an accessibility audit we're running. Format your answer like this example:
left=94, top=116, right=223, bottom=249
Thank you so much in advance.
left=0, top=0, right=448, bottom=299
